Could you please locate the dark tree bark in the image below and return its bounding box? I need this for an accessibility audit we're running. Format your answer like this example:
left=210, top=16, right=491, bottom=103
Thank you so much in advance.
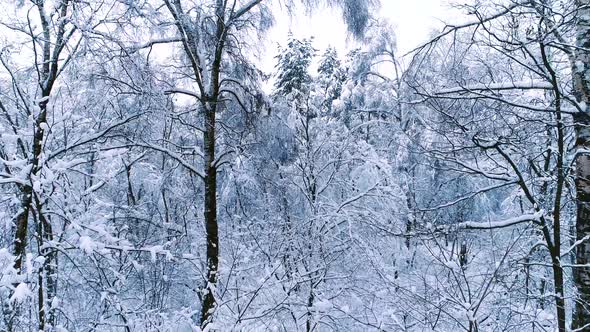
left=199, top=0, right=226, bottom=325
left=11, top=2, right=72, bottom=330
left=200, top=102, right=219, bottom=326
left=573, top=0, right=590, bottom=329
left=574, top=111, right=590, bottom=329
left=162, top=0, right=232, bottom=327
left=539, top=40, right=567, bottom=332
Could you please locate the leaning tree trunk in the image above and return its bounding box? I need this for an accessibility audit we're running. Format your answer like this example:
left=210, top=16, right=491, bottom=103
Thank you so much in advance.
left=573, top=0, right=590, bottom=329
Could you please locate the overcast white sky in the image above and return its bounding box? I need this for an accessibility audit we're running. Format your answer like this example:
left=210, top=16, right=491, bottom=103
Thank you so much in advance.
left=258, top=0, right=457, bottom=73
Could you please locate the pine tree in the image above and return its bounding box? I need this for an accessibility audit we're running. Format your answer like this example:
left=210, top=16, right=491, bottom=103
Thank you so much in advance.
left=317, top=47, right=345, bottom=111
left=274, top=35, right=316, bottom=101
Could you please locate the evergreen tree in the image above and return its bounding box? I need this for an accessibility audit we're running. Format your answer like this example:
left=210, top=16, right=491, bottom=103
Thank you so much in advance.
left=317, top=47, right=346, bottom=111
left=274, top=35, right=316, bottom=101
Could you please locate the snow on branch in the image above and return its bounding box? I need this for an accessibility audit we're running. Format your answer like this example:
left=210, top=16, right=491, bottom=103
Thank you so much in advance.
left=231, top=0, right=263, bottom=21
left=164, top=88, right=202, bottom=100
left=436, top=81, right=554, bottom=95
left=419, top=180, right=518, bottom=212
left=336, top=181, right=380, bottom=213
left=47, top=113, right=143, bottom=161
left=128, top=37, right=182, bottom=53
left=132, top=142, right=205, bottom=180
left=408, top=1, right=524, bottom=55
left=452, top=211, right=544, bottom=230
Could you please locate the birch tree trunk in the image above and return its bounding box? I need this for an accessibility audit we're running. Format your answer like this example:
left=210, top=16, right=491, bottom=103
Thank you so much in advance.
left=573, top=0, right=590, bottom=329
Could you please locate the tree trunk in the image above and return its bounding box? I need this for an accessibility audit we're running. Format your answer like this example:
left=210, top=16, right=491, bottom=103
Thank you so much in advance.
left=200, top=104, right=219, bottom=327
left=13, top=96, right=49, bottom=270
left=573, top=0, right=590, bottom=329
left=199, top=1, right=226, bottom=327
left=13, top=193, right=32, bottom=272
left=574, top=112, right=590, bottom=329
left=540, top=41, right=567, bottom=332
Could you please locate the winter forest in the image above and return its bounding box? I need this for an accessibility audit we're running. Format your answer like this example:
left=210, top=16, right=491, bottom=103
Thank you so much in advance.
left=2, top=0, right=590, bottom=331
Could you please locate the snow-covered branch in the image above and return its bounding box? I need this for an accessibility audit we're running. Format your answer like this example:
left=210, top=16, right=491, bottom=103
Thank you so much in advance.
left=436, top=81, right=554, bottom=95
left=450, top=211, right=544, bottom=230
